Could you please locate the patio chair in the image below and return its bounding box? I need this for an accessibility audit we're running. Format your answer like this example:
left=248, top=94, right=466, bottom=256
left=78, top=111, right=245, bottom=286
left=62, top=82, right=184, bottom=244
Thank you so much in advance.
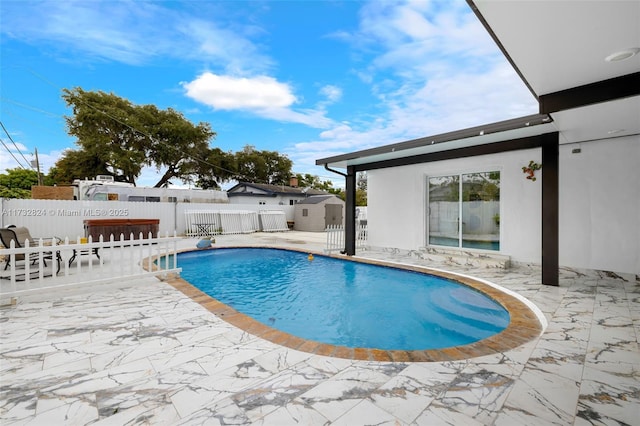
left=0, top=227, right=62, bottom=275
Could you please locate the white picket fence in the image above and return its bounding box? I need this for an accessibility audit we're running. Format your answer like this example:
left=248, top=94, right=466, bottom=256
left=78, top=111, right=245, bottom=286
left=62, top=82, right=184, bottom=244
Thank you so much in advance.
left=184, top=210, right=288, bottom=236
left=325, top=223, right=368, bottom=253
left=0, top=232, right=181, bottom=299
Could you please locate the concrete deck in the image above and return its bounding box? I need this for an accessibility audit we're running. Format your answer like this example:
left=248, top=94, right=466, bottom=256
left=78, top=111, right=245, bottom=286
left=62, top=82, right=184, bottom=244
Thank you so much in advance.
left=1, top=231, right=638, bottom=425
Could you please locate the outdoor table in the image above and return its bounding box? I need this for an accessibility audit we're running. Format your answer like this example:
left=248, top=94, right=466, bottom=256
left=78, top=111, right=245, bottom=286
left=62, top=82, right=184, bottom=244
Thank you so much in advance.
left=194, top=223, right=214, bottom=237
left=68, top=240, right=100, bottom=267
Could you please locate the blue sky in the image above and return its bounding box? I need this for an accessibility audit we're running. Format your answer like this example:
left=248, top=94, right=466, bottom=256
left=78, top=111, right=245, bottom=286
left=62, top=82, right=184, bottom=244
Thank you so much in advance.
left=1, top=0, right=537, bottom=188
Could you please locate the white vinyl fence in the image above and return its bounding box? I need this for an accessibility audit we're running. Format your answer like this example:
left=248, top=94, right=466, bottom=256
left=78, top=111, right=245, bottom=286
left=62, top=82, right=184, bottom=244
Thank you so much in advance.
left=258, top=211, right=289, bottom=232
left=184, top=210, right=288, bottom=236
left=325, top=223, right=368, bottom=254
left=0, top=198, right=295, bottom=240
left=0, top=232, right=181, bottom=299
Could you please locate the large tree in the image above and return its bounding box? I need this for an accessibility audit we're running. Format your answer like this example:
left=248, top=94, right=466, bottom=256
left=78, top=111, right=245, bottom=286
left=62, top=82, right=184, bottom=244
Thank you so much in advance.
left=233, top=145, right=293, bottom=185
left=59, top=88, right=219, bottom=187
left=136, top=104, right=218, bottom=187
left=48, top=149, right=113, bottom=185
left=194, top=147, right=236, bottom=190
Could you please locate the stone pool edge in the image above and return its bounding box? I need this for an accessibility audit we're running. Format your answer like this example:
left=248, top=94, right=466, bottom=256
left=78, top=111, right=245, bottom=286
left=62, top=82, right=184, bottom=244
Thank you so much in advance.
left=152, top=246, right=545, bottom=362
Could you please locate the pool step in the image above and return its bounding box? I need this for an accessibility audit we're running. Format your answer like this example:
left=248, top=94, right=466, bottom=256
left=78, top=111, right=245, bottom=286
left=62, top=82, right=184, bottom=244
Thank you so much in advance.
left=413, top=246, right=510, bottom=269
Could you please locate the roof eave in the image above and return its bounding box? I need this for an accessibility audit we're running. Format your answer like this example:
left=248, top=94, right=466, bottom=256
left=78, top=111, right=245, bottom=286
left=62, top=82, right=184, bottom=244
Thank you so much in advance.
left=316, top=113, right=552, bottom=169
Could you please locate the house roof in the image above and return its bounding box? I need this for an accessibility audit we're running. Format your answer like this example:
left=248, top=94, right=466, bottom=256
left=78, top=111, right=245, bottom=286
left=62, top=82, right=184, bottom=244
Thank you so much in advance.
left=317, top=0, right=639, bottom=171
left=226, top=182, right=329, bottom=197
left=297, top=195, right=341, bottom=205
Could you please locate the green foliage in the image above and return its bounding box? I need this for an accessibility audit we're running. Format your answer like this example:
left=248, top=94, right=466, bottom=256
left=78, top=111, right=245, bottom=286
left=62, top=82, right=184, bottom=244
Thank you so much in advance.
left=293, top=172, right=366, bottom=205
left=55, top=88, right=307, bottom=189
left=462, top=172, right=500, bottom=201
left=58, top=88, right=219, bottom=187
left=234, top=145, right=293, bottom=185
left=0, top=186, right=31, bottom=199
left=138, top=105, right=218, bottom=188
left=0, top=168, right=39, bottom=190
left=355, top=188, right=367, bottom=206
left=0, top=168, right=57, bottom=198
left=195, top=148, right=236, bottom=190
left=430, top=172, right=499, bottom=202
left=62, top=88, right=146, bottom=184
left=48, top=149, right=113, bottom=184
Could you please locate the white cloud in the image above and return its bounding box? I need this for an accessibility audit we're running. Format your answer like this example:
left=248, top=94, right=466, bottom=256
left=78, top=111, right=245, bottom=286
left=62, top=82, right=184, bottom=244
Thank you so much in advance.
left=183, top=73, right=296, bottom=110
left=320, top=85, right=343, bottom=103
left=182, top=72, right=334, bottom=128
left=286, top=0, right=538, bottom=176
left=1, top=0, right=272, bottom=71
left=180, top=19, right=274, bottom=74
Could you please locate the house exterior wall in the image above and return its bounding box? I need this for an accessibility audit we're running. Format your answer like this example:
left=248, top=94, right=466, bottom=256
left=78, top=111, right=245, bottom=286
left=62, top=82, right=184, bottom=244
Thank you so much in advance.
left=368, top=149, right=542, bottom=262
left=558, top=135, right=639, bottom=274
left=228, top=195, right=300, bottom=206
left=367, top=135, right=639, bottom=275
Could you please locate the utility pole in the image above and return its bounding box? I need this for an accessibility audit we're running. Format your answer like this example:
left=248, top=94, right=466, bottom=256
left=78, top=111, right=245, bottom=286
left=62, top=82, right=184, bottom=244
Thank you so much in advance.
left=34, top=148, right=43, bottom=186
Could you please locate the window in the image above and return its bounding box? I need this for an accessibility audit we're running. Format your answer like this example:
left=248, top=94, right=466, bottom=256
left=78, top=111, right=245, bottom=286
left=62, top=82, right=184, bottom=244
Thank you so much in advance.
left=289, top=200, right=295, bottom=205
left=428, top=171, right=500, bottom=251
left=302, top=209, right=309, bottom=217
left=259, top=201, right=266, bottom=205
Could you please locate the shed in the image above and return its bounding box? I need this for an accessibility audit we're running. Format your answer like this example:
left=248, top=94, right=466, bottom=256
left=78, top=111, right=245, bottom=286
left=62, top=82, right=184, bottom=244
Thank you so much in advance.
left=293, top=195, right=345, bottom=232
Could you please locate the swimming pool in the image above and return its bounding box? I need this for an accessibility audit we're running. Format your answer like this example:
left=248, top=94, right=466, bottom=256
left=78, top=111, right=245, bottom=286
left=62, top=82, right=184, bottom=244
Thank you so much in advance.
left=177, top=248, right=510, bottom=351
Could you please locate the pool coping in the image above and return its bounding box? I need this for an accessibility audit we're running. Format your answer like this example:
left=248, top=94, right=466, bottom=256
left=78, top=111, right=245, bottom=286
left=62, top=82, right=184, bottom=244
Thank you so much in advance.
left=156, top=246, right=544, bottom=362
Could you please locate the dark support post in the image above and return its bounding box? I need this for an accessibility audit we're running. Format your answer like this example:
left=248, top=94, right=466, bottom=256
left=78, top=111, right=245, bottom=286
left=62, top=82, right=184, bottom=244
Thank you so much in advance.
left=344, top=166, right=357, bottom=255
left=541, top=132, right=559, bottom=286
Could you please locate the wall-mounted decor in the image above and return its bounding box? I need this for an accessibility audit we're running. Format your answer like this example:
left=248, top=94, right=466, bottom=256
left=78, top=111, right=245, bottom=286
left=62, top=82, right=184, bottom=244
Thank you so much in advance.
left=522, top=160, right=542, bottom=181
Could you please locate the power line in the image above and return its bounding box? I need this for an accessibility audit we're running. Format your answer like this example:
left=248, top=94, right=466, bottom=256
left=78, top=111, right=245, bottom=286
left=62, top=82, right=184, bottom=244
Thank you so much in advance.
left=0, top=97, right=61, bottom=117
left=73, top=94, right=238, bottom=176
left=5, top=66, right=237, bottom=179
left=0, top=120, right=32, bottom=169
left=7, top=66, right=321, bottom=184
left=0, top=137, right=27, bottom=169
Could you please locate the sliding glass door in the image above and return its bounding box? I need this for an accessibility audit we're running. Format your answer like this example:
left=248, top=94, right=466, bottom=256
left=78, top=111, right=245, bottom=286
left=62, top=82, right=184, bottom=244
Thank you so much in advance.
left=428, top=171, right=500, bottom=251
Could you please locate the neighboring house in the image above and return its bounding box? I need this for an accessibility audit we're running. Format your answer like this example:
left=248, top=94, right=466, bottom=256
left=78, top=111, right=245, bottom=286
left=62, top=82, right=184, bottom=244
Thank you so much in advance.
left=293, top=195, right=345, bottom=232
left=226, top=182, right=330, bottom=206
left=316, top=1, right=639, bottom=285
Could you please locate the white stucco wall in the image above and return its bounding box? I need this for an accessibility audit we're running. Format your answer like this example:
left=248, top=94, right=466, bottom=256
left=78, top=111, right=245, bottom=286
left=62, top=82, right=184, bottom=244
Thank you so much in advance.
left=368, top=149, right=542, bottom=262
left=367, top=135, right=640, bottom=274
left=559, top=135, right=639, bottom=274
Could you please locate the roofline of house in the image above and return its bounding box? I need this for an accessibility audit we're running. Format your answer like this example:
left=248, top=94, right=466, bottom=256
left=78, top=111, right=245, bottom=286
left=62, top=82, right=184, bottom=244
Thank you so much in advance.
left=227, top=182, right=329, bottom=197
left=315, top=113, right=551, bottom=166
left=465, top=0, right=538, bottom=101
left=539, top=72, right=640, bottom=114
left=227, top=192, right=277, bottom=198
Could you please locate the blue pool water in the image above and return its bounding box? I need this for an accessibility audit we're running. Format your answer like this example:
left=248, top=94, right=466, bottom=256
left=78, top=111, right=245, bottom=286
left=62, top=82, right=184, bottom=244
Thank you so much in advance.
left=178, top=248, right=510, bottom=351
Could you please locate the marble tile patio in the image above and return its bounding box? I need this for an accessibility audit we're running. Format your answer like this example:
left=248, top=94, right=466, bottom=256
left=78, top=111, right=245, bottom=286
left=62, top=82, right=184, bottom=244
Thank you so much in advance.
left=1, top=231, right=638, bottom=425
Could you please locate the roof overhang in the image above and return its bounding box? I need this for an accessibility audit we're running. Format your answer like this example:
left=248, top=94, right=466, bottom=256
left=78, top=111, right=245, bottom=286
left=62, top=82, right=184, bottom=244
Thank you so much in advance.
left=317, top=114, right=556, bottom=170
left=317, top=0, right=640, bottom=172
